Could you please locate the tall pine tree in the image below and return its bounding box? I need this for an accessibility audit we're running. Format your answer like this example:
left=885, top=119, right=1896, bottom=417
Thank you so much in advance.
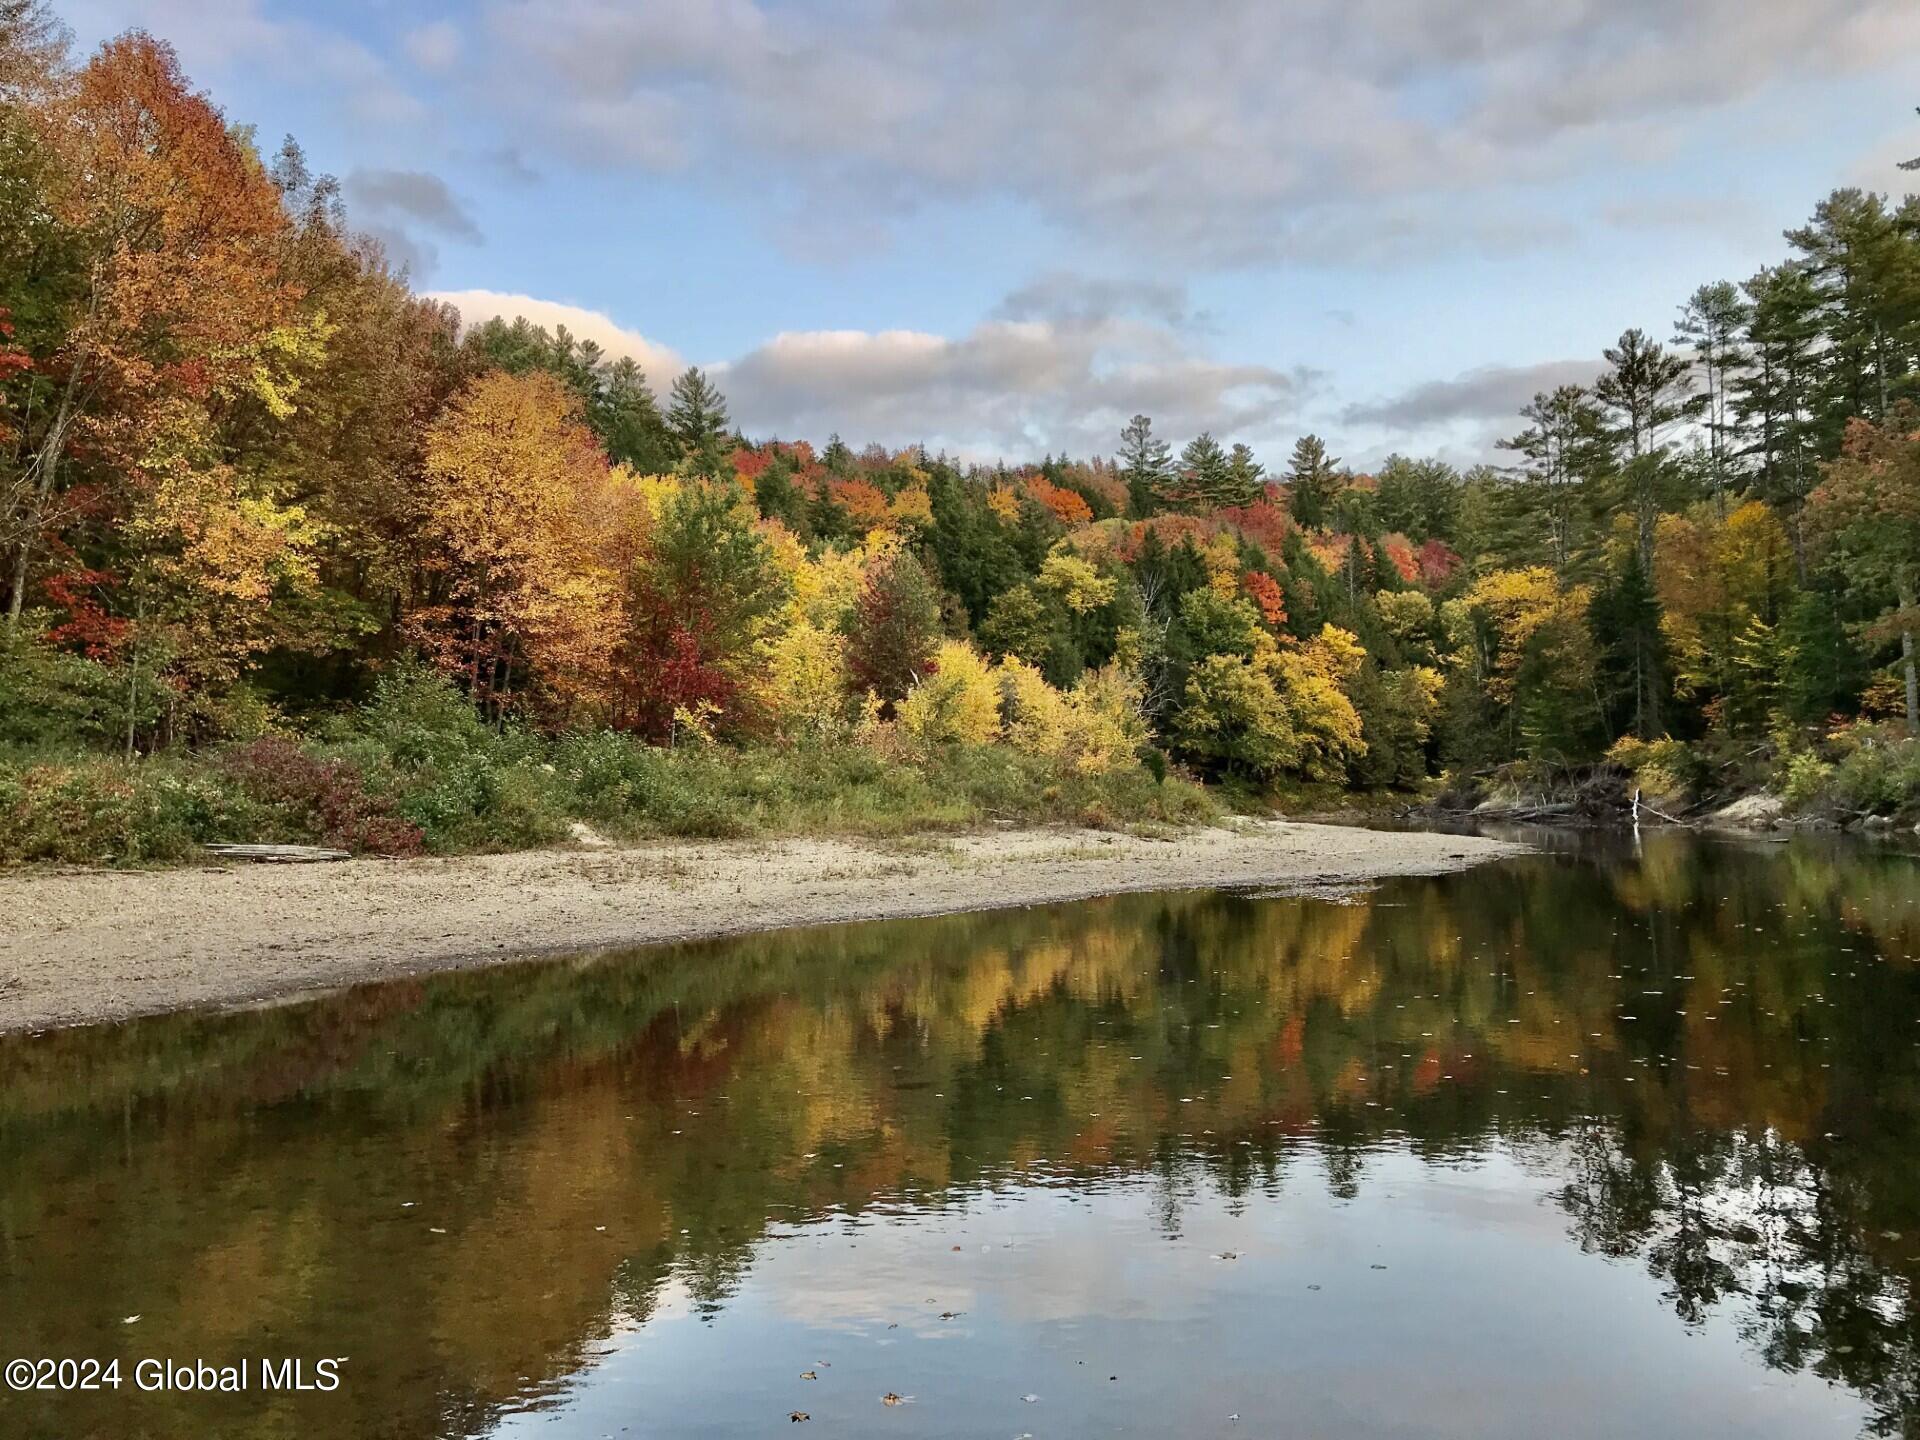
left=667, top=366, right=732, bottom=479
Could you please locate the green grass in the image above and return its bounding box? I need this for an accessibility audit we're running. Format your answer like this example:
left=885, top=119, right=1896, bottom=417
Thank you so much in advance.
left=0, top=670, right=1222, bottom=867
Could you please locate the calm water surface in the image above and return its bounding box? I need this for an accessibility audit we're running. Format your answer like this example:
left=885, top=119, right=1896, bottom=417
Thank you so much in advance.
left=3, top=831, right=1919, bottom=1438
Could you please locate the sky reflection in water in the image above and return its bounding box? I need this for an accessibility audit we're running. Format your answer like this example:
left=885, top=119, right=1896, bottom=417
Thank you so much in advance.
left=2, top=830, right=1917, bottom=1438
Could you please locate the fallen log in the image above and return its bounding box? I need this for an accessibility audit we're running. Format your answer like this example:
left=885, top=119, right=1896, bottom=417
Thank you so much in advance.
left=205, top=843, right=352, bottom=864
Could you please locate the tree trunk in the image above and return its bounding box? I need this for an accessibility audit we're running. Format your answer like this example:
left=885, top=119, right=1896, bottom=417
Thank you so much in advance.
left=5, top=387, right=78, bottom=633
left=1901, top=576, right=1918, bottom=739
left=8, top=302, right=99, bottom=634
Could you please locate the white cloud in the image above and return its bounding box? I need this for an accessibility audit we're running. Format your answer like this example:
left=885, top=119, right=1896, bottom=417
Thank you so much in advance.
left=429, top=290, right=687, bottom=391
left=432, top=281, right=1318, bottom=463
left=464, top=0, right=1920, bottom=263
left=719, top=303, right=1316, bottom=461
left=1340, top=358, right=1604, bottom=467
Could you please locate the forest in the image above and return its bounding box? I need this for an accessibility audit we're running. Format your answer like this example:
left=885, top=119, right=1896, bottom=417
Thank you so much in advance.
left=3, top=3, right=1920, bottom=862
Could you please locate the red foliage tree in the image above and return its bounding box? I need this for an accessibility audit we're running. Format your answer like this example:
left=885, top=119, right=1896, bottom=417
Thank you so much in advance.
left=1028, top=476, right=1093, bottom=527
left=1416, top=539, right=1462, bottom=587
left=1243, top=570, right=1288, bottom=629
left=1218, top=498, right=1290, bottom=554
left=1382, top=533, right=1420, bottom=584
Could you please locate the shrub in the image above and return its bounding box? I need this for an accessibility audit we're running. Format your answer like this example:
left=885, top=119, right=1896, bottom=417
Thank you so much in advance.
left=329, top=666, right=566, bottom=852
left=1606, top=735, right=1700, bottom=804
left=0, top=628, right=147, bottom=749
left=1779, top=749, right=1834, bottom=811
left=0, top=758, right=251, bottom=865
left=1826, top=735, right=1920, bottom=816
left=220, top=738, right=423, bottom=855
left=898, top=641, right=1001, bottom=750
left=382, top=751, right=568, bottom=852
left=343, top=664, right=506, bottom=769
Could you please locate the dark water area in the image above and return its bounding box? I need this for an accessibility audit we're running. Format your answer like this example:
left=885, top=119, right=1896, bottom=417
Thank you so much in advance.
left=2, top=831, right=1919, bottom=1438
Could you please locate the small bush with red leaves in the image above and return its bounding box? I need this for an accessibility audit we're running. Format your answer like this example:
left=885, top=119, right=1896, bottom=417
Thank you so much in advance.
left=219, top=738, right=424, bottom=856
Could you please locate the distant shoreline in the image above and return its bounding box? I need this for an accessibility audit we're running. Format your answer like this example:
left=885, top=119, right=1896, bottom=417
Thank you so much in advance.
left=0, top=821, right=1525, bottom=1034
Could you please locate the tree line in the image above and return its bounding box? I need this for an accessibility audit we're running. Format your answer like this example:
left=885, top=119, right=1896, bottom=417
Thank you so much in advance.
left=3, top=4, right=1917, bottom=807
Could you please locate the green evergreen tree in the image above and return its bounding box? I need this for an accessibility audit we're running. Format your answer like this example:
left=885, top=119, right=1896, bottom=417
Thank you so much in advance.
left=667, top=366, right=732, bottom=479
left=1500, top=387, right=1605, bottom=572
left=751, top=454, right=810, bottom=535
left=1674, top=281, right=1753, bottom=515
left=1779, top=589, right=1865, bottom=725
left=1117, top=414, right=1171, bottom=517
left=1590, top=550, right=1668, bottom=740
left=1374, top=455, right=1460, bottom=543
left=593, top=357, right=677, bottom=472
left=1734, top=265, right=1824, bottom=573
left=1158, top=432, right=1233, bottom=512
left=1595, top=329, right=1691, bottom=571
left=924, top=466, right=1024, bottom=626
left=1225, top=443, right=1265, bottom=508
left=1283, top=434, right=1343, bottom=528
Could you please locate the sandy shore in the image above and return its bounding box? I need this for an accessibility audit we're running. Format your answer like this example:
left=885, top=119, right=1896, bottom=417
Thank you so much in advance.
left=0, top=821, right=1524, bottom=1032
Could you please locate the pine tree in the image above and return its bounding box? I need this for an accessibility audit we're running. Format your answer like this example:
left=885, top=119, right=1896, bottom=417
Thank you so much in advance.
left=1117, top=414, right=1171, bottom=517
left=667, top=366, right=731, bottom=479
left=1590, top=550, right=1667, bottom=739
left=1226, top=443, right=1265, bottom=508
left=1596, top=329, right=1691, bottom=571
left=1283, top=434, right=1343, bottom=528
left=1596, top=328, right=1692, bottom=462
left=1157, top=432, right=1233, bottom=512
left=1674, top=282, right=1753, bottom=515
left=1733, top=265, right=1823, bottom=572
left=1375, top=455, right=1461, bottom=543
left=751, top=454, right=810, bottom=535
left=1785, top=190, right=1918, bottom=439
left=1499, top=387, right=1605, bottom=571
left=1779, top=588, right=1864, bottom=725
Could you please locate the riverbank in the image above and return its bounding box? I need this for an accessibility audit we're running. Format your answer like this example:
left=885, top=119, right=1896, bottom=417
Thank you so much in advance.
left=1418, top=732, right=1920, bottom=836
left=0, top=821, right=1524, bottom=1032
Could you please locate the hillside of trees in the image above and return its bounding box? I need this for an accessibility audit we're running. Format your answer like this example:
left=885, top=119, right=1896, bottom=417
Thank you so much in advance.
left=3, top=6, right=1919, bottom=862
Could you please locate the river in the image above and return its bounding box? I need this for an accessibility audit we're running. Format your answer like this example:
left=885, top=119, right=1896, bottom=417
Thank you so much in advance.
left=1, top=830, right=1916, bottom=1437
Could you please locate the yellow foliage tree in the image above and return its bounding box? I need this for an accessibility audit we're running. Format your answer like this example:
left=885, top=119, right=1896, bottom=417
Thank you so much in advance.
left=411, top=370, right=622, bottom=718
left=1036, top=547, right=1118, bottom=615
left=1459, top=567, right=1594, bottom=705
left=1654, top=500, right=1793, bottom=712
left=763, top=618, right=853, bottom=741
left=898, top=640, right=1001, bottom=749
left=1064, top=663, right=1151, bottom=773
left=998, top=656, right=1077, bottom=757
left=1270, top=625, right=1368, bottom=781
left=1175, top=625, right=1367, bottom=781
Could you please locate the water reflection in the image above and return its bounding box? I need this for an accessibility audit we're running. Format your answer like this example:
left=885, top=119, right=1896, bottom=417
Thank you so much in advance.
left=0, top=832, right=1916, bottom=1437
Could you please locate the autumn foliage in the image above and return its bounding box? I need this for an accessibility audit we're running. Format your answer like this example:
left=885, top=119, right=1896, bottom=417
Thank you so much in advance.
left=6, top=4, right=1920, bottom=844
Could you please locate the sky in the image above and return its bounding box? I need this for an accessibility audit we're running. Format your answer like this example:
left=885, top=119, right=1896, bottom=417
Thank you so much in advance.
left=55, top=0, right=1920, bottom=470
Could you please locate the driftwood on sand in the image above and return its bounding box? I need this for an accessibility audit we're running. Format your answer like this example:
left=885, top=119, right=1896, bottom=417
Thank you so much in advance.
left=204, top=843, right=352, bottom=863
